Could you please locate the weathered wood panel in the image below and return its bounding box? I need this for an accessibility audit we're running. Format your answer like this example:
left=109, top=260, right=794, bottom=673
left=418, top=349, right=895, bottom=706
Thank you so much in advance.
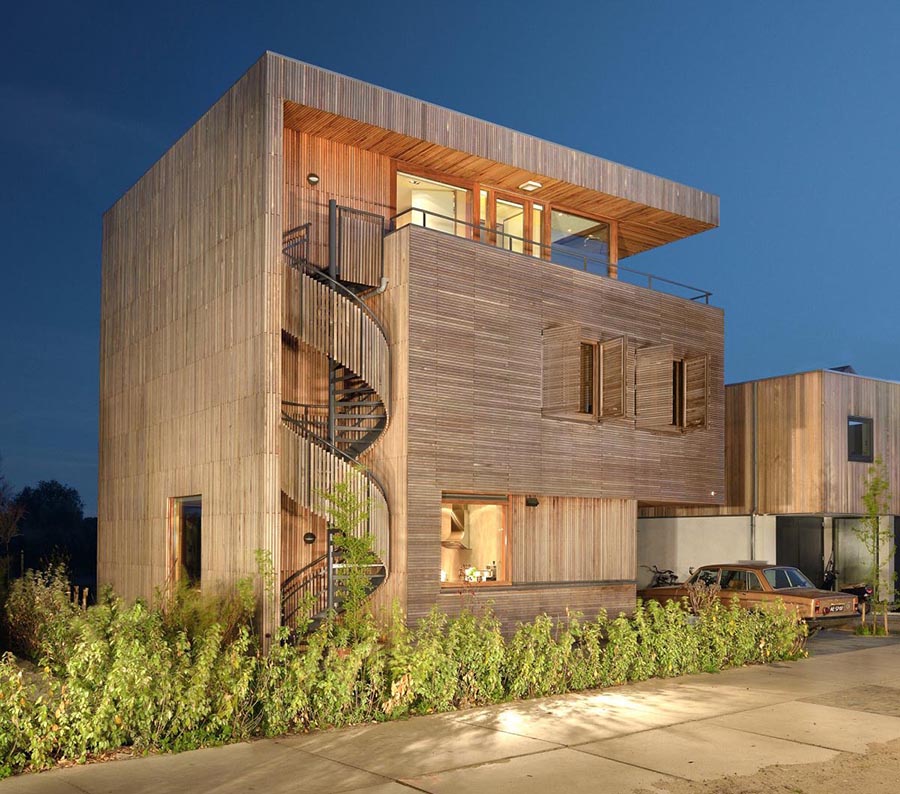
left=823, top=370, right=900, bottom=515
left=437, top=583, right=636, bottom=631
left=511, top=496, right=636, bottom=583
left=267, top=53, right=719, bottom=262
left=99, top=60, right=281, bottom=626
left=394, top=225, right=724, bottom=623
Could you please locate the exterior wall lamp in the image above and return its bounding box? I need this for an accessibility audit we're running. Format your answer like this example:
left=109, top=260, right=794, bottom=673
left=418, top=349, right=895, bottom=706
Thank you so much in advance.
left=525, top=496, right=540, bottom=507
left=307, top=173, right=320, bottom=185
left=303, top=532, right=317, bottom=544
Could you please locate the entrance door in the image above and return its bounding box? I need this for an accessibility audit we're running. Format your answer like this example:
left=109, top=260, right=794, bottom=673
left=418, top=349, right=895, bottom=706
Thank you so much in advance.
left=776, top=516, right=824, bottom=587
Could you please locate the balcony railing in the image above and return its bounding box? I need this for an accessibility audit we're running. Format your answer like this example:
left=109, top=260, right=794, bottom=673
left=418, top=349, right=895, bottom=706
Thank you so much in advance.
left=389, top=207, right=712, bottom=304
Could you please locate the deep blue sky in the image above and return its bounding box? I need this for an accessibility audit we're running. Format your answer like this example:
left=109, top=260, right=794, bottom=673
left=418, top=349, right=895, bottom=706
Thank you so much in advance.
left=3, top=2, right=900, bottom=514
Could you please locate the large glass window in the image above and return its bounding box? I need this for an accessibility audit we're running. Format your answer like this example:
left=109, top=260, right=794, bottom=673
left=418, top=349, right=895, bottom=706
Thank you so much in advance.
left=170, top=495, right=202, bottom=587
left=550, top=209, right=610, bottom=268
left=440, top=496, right=508, bottom=585
left=396, top=172, right=468, bottom=237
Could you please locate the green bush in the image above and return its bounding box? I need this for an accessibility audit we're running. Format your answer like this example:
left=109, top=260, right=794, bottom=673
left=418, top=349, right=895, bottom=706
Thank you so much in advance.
left=3, top=566, right=78, bottom=664
left=0, top=566, right=808, bottom=780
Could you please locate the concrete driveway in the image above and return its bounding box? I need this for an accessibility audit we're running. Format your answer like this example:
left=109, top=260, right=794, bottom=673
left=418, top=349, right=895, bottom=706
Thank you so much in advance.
left=5, top=632, right=900, bottom=793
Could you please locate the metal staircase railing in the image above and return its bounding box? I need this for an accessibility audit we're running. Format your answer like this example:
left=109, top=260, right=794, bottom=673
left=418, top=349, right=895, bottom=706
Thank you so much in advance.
left=280, top=202, right=391, bottom=633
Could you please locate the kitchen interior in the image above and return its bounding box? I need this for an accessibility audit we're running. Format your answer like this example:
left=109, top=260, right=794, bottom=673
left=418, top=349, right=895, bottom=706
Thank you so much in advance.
left=440, top=498, right=508, bottom=585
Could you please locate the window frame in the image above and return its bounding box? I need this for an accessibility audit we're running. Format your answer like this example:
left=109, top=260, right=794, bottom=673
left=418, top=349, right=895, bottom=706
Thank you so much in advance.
left=439, top=494, right=510, bottom=587
left=847, top=415, right=874, bottom=463
left=168, top=495, right=202, bottom=589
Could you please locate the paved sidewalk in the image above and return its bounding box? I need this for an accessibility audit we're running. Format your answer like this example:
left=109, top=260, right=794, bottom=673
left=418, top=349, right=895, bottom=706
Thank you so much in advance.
left=5, top=635, right=900, bottom=793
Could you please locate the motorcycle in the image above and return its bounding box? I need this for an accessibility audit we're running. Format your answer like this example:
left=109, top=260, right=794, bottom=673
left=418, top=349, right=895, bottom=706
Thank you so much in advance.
left=642, top=564, right=678, bottom=588
left=822, top=554, right=872, bottom=606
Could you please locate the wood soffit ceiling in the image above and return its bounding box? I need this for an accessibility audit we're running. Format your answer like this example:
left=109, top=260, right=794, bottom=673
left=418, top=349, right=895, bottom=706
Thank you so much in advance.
left=282, top=100, right=717, bottom=259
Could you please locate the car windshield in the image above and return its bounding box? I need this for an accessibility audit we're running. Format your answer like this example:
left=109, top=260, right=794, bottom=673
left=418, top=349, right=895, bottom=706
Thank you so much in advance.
left=763, top=567, right=815, bottom=589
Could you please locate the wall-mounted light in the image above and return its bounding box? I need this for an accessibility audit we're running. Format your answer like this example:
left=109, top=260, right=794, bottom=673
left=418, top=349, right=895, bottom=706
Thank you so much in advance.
left=710, top=490, right=717, bottom=497
left=525, top=496, right=540, bottom=508
left=306, top=173, right=320, bottom=186
left=518, top=180, right=542, bottom=192
left=303, top=532, right=317, bottom=544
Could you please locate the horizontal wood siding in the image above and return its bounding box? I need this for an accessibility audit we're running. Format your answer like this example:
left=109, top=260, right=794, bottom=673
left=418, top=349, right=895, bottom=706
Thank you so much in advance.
left=396, top=226, right=723, bottom=623
left=437, top=583, right=636, bottom=631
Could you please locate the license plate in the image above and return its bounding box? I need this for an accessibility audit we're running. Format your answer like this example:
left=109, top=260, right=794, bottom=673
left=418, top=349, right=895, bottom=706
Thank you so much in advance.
left=830, top=604, right=845, bottom=612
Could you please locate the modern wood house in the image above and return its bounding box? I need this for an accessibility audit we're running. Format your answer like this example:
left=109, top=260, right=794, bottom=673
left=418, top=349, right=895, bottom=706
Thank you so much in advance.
left=639, top=368, right=900, bottom=591
left=99, top=52, right=723, bottom=634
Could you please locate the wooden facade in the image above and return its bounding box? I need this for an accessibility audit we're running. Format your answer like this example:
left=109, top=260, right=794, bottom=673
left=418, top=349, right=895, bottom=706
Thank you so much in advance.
left=641, top=369, right=900, bottom=518
left=99, top=52, right=723, bottom=631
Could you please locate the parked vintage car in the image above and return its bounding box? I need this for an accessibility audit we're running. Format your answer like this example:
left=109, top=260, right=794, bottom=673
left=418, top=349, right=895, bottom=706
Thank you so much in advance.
left=639, top=563, right=859, bottom=627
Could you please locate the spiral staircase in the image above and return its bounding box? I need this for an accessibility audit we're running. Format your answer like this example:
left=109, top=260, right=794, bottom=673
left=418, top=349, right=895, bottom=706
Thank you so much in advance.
left=280, top=202, right=391, bottom=633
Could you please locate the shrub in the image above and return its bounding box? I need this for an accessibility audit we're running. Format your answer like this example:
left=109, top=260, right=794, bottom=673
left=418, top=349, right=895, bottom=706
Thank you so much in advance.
left=0, top=566, right=808, bottom=780
left=3, top=566, right=77, bottom=664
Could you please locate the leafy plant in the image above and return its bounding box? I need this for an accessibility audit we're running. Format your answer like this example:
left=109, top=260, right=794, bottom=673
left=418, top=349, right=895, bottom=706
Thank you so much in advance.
left=853, top=457, right=894, bottom=633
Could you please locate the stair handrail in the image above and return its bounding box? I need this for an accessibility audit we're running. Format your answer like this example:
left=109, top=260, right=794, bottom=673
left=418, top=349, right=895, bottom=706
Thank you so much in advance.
left=281, top=409, right=390, bottom=506
left=281, top=552, right=327, bottom=600
left=283, top=232, right=390, bottom=343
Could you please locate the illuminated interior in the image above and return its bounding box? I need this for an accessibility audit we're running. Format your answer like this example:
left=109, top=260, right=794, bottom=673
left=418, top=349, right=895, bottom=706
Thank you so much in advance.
left=440, top=498, right=508, bottom=585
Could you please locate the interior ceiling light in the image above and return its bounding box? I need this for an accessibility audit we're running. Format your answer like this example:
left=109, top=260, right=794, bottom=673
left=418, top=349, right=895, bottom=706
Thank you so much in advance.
left=518, top=180, right=542, bottom=192
left=408, top=179, right=421, bottom=185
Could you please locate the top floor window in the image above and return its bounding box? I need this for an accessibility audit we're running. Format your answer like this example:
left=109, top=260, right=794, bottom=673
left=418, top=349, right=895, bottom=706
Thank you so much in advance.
left=395, top=172, right=469, bottom=237
left=550, top=209, right=609, bottom=268
left=848, top=416, right=874, bottom=462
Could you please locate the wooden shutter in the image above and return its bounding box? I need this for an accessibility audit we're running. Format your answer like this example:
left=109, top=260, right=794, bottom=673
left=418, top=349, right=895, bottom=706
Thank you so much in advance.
left=683, top=354, right=709, bottom=430
left=599, top=336, right=626, bottom=418
left=636, top=344, right=675, bottom=430
left=542, top=325, right=582, bottom=413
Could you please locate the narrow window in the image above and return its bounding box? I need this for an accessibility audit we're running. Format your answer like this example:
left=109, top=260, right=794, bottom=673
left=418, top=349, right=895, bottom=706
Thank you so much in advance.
left=580, top=343, right=595, bottom=414
left=170, top=496, right=202, bottom=587
left=672, top=360, right=685, bottom=426
left=848, top=416, right=874, bottom=462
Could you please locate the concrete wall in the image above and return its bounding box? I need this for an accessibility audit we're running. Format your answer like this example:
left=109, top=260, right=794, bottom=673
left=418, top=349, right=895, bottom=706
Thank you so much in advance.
left=637, top=514, right=777, bottom=587
left=834, top=516, right=894, bottom=598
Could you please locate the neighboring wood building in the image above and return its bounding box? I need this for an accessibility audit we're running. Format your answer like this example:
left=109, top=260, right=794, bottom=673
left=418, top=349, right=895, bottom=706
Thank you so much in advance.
left=639, top=369, right=900, bottom=592
left=99, top=52, right=723, bottom=633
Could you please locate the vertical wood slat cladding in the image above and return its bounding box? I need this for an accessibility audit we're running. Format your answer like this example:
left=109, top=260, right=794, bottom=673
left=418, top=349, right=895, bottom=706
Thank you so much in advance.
left=511, top=496, right=636, bottom=583
left=282, top=264, right=390, bottom=408
left=282, top=127, right=391, bottom=285
left=280, top=424, right=390, bottom=565
left=280, top=491, right=327, bottom=580
left=636, top=344, right=675, bottom=430
left=99, top=61, right=280, bottom=611
left=359, top=232, right=410, bottom=617
left=822, top=371, right=900, bottom=515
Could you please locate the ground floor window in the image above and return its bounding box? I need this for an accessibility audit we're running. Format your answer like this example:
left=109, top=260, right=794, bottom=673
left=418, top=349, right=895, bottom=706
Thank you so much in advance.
left=169, top=495, right=202, bottom=587
left=440, top=495, right=508, bottom=585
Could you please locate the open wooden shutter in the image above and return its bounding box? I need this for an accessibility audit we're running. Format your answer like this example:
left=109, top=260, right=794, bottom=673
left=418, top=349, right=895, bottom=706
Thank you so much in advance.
left=636, top=344, right=675, bottom=430
left=542, top=325, right=582, bottom=414
left=599, top=336, right=626, bottom=418
left=683, top=354, right=709, bottom=430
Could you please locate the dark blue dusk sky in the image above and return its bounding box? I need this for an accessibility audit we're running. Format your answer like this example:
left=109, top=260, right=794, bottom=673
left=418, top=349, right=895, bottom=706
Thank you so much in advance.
left=3, top=2, right=900, bottom=514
